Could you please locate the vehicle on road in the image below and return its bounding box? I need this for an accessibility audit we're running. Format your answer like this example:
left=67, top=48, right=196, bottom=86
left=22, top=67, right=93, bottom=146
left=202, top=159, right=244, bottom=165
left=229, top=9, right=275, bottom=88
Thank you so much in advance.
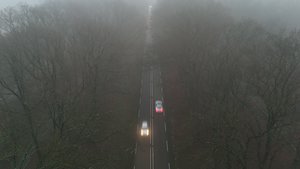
left=155, top=100, right=164, bottom=113
left=140, top=121, right=149, bottom=136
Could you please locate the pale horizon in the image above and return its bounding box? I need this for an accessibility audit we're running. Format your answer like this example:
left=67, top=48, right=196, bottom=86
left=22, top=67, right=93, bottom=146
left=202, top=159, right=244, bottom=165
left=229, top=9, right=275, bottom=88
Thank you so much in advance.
left=0, top=0, right=43, bottom=9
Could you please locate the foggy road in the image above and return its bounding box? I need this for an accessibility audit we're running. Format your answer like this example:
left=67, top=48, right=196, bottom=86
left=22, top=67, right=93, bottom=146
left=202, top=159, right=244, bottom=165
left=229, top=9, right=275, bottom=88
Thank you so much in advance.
left=134, top=3, right=170, bottom=169
left=2, top=0, right=300, bottom=169
left=134, top=65, right=170, bottom=169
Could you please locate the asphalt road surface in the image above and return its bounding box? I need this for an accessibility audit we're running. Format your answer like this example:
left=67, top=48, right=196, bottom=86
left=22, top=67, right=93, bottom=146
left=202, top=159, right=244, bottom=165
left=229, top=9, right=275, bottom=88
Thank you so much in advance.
left=134, top=4, right=170, bottom=169
left=134, top=65, right=170, bottom=169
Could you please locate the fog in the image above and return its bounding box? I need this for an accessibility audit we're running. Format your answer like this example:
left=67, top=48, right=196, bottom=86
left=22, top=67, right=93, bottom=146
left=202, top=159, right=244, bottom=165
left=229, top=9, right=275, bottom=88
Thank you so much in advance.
left=215, top=0, right=300, bottom=30
left=0, top=0, right=43, bottom=9
left=0, top=0, right=300, bottom=169
left=0, top=0, right=147, bottom=168
left=2, top=0, right=299, bottom=30
left=152, top=0, right=300, bottom=168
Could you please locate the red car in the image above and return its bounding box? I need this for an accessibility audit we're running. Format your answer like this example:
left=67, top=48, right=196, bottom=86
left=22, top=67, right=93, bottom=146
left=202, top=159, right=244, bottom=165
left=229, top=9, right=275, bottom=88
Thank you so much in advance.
left=155, top=100, right=164, bottom=113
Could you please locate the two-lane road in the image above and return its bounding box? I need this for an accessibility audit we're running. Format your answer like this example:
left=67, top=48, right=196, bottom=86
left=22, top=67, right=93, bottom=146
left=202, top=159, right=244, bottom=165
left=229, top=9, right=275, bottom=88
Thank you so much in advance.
left=134, top=3, right=170, bottom=169
left=134, top=65, right=170, bottom=169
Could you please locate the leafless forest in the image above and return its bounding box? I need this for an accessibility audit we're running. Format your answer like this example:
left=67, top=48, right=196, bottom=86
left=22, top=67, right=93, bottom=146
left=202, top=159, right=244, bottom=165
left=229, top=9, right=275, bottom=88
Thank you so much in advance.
left=152, top=0, right=300, bottom=169
left=0, top=0, right=147, bottom=168
left=1, top=0, right=300, bottom=169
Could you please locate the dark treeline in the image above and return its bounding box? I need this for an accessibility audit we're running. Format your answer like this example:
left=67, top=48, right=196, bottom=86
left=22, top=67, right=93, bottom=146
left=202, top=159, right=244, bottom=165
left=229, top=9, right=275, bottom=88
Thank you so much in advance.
left=0, top=0, right=146, bottom=168
left=152, top=0, right=300, bottom=169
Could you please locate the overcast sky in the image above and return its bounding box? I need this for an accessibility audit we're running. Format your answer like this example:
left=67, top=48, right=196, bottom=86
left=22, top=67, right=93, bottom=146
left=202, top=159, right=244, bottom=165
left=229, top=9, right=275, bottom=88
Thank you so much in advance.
left=0, top=0, right=43, bottom=9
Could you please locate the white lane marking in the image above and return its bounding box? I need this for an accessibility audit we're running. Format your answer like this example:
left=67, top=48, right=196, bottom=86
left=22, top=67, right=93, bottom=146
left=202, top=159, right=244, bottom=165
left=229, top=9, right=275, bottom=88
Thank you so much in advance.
left=149, top=97, right=152, bottom=169
left=149, top=70, right=153, bottom=169
left=135, top=143, right=137, bottom=154
left=136, top=125, right=139, bottom=134
left=151, top=71, right=154, bottom=98
left=150, top=145, right=152, bottom=169
left=168, top=163, right=171, bottom=169
left=133, top=165, right=135, bottom=169
left=166, top=140, right=169, bottom=152
left=152, top=147, right=154, bottom=169
left=162, top=96, right=164, bottom=102
left=161, top=87, right=163, bottom=93
left=164, top=122, right=167, bottom=133
left=151, top=70, right=155, bottom=169
left=139, top=97, right=142, bottom=104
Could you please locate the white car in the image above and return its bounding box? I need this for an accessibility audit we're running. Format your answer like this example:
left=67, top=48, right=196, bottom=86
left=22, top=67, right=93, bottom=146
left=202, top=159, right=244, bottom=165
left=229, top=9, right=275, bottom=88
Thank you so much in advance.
left=140, top=121, right=149, bottom=136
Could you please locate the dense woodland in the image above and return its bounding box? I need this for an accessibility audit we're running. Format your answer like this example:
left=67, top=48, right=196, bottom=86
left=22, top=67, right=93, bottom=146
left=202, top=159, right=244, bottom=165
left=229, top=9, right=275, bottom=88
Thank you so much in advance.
left=1, top=0, right=300, bottom=169
left=152, top=0, right=300, bottom=169
left=0, top=0, right=147, bottom=168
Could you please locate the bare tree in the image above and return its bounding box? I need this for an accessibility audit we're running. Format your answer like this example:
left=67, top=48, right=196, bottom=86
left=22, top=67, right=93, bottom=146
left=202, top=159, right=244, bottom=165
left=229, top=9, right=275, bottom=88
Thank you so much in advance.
left=152, top=1, right=300, bottom=169
left=0, top=0, right=146, bottom=168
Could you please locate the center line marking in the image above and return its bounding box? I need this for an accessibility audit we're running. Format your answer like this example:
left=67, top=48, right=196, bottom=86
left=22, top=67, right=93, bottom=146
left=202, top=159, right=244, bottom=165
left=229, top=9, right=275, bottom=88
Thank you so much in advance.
left=166, top=140, right=169, bottom=152
left=149, top=69, right=154, bottom=169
